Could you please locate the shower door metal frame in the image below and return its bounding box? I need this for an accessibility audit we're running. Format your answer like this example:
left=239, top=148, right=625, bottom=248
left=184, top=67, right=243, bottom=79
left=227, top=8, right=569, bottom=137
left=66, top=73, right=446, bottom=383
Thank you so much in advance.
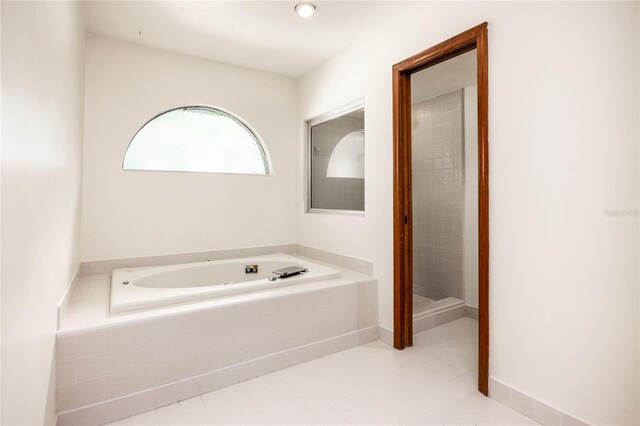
left=392, top=22, right=490, bottom=395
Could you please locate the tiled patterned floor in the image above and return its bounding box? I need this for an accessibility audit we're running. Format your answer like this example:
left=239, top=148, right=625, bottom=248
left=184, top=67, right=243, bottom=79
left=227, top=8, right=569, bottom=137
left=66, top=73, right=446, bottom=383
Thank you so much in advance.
left=106, top=318, right=537, bottom=425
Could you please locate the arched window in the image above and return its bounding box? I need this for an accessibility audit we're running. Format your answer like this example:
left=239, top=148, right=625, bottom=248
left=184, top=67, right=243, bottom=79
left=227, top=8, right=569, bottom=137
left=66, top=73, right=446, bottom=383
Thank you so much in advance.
left=123, top=106, right=271, bottom=175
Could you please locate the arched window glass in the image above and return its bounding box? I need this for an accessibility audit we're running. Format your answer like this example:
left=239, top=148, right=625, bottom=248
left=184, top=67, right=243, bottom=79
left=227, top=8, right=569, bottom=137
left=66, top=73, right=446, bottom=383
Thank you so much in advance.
left=326, top=130, right=364, bottom=178
left=123, top=106, right=271, bottom=175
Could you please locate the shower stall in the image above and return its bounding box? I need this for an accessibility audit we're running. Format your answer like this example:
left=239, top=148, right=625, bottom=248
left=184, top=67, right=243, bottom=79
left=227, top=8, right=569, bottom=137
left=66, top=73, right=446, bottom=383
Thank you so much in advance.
left=410, top=51, right=479, bottom=325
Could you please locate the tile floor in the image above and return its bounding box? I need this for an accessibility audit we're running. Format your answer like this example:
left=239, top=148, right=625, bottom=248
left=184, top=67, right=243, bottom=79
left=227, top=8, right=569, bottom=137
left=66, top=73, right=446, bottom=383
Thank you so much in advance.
left=106, top=318, right=537, bottom=425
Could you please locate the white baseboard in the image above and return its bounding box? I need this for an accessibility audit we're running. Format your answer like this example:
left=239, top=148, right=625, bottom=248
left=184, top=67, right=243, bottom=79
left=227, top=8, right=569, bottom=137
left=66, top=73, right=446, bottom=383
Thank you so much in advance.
left=465, top=304, right=478, bottom=320
left=489, top=377, right=590, bottom=426
left=378, top=325, right=393, bottom=346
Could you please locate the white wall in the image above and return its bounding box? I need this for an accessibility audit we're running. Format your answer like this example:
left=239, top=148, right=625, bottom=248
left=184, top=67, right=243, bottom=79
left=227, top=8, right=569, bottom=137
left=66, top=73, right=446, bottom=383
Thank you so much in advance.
left=463, top=85, right=479, bottom=308
left=1, top=1, right=86, bottom=424
left=297, top=2, right=639, bottom=424
left=81, top=36, right=297, bottom=261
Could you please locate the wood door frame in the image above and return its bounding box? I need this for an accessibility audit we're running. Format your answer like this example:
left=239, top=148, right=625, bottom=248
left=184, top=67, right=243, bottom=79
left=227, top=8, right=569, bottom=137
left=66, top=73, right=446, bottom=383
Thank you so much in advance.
left=392, top=22, right=490, bottom=395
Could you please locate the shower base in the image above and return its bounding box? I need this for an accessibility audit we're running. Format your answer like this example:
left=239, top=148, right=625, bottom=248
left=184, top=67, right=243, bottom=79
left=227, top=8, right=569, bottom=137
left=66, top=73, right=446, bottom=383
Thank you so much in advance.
left=412, top=294, right=468, bottom=334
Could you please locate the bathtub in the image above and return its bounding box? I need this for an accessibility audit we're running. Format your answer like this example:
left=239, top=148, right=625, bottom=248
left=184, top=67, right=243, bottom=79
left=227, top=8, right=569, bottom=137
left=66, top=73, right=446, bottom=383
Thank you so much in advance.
left=110, top=254, right=341, bottom=313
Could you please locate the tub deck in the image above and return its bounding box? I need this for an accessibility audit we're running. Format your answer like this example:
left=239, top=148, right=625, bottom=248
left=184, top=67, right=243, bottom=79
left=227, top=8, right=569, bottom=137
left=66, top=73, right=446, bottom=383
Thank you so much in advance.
left=58, top=254, right=375, bottom=335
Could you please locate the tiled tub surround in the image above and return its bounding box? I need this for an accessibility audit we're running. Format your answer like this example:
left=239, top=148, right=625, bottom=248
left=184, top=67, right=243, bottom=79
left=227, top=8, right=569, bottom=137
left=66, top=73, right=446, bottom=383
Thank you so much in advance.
left=56, top=261, right=377, bottom=425
left=411, top=90, right=465, bottom=301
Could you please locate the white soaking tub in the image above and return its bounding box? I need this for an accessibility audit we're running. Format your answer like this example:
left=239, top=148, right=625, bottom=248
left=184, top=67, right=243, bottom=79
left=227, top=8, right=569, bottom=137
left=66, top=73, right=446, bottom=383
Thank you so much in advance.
left=110, top=254, right=341, bottom=313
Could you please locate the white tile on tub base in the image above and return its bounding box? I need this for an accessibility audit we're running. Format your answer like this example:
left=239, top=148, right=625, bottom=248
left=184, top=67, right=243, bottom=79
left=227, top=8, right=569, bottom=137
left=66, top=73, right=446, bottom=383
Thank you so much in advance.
left=76, top=331, right=106, bottom=358
left=75, top=404, right=104, bottom=426
left=355, top=326, right=377, bottom=345
left=59, top=326, right=379, bottom=424
left=236, top=359, right=259, bottom=382
left=56, top=360, right=76, bottom=387
left=217, top=365, right=239, bottom=389
left=104, top=371, right=131, bottom=399
left=177, top=377, right=200, bottom=401
left=253, top=355, right=276, bottom=377
left=56, top=335, right=77, bottom=363
left=154, top=383, right=178, bottom=408
left=129, top=389, right=155, bottom=416
left=197, top=371, right=220, bottom=395
left=103, top=329, right=134, bottom=354
left=56, top=384, right=77, bottom=411
left=489, top=377, right=592, bottom=426
left=102, top=397, right=130, bottom=424
left=57, top=265, right=377, bottom=422
left=57, top=411, right=76, bottom=426
left=103, top=349, right=130, bottom=376
left=76, top=354, right=105, bottom=382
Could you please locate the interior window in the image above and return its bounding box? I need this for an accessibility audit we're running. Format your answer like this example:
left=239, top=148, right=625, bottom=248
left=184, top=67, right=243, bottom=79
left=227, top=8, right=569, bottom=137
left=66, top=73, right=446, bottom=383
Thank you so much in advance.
left=308, top=101, right=365, bottom=213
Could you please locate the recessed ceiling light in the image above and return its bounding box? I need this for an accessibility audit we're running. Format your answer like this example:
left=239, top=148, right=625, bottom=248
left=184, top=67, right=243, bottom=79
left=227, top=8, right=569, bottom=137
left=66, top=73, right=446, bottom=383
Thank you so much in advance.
left=294, top=3, right=316, bottom=18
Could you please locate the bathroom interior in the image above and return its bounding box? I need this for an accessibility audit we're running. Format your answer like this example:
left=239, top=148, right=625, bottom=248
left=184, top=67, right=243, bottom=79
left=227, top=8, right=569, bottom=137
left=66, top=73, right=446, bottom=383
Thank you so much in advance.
left=1, top=1, right=638, bottom=426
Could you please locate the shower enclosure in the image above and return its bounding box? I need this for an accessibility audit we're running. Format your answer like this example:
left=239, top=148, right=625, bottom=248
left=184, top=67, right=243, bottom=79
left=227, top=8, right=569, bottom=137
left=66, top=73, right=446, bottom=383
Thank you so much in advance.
left=410, top=51, right=479, bottom=321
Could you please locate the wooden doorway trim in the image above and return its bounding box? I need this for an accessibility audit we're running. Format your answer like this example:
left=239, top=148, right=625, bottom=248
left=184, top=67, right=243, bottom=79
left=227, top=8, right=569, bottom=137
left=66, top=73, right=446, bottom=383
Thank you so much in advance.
left=392, top=22, right=489, bottom=395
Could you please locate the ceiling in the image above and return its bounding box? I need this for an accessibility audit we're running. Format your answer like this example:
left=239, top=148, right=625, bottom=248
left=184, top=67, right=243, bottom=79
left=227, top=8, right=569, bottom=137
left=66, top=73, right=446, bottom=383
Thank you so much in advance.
left=411, top=50, right=477, bottom=101
left=83, top=1, right=415, bottom=77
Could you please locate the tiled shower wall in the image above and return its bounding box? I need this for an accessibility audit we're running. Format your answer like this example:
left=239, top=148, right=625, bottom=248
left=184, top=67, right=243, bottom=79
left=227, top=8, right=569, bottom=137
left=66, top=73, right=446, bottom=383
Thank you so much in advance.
left=411, top=90, right=464, bottom=301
